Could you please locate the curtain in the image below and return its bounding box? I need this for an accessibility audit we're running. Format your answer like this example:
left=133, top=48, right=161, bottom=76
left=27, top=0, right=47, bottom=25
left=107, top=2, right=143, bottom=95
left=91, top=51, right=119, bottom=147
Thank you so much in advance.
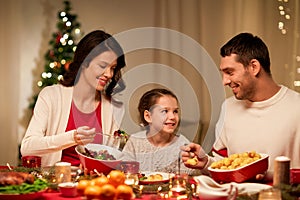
left=0, top=0, right=21, bottom=166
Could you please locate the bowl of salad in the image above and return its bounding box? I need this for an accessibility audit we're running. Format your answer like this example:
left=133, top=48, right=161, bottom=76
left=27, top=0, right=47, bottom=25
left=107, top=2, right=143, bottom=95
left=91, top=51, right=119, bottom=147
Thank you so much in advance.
left=75, top=144, right=123, bottom=175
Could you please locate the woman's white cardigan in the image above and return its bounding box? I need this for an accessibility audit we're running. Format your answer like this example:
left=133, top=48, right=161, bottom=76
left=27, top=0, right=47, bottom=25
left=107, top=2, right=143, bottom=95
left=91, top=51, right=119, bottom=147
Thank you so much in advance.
left=21, top=84, right=123, bottom=167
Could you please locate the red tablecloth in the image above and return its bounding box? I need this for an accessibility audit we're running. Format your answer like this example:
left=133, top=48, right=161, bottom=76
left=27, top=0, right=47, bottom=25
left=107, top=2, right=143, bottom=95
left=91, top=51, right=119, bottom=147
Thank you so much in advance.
left=42, top=191, right=81, bottom=200
left=41, top=191, right=194, bottom=200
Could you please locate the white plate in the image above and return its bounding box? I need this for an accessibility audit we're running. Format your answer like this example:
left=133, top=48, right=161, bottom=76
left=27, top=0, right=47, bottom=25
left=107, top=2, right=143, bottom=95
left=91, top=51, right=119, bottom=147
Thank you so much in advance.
left=224, top=182, right=272, bottom=195
left=139, top=171, right=174, bottom=184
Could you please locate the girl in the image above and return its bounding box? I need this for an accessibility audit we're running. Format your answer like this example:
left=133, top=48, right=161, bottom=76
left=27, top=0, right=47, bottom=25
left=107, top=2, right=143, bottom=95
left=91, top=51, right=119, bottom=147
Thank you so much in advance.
left=122, top=88, right=193, bottom=174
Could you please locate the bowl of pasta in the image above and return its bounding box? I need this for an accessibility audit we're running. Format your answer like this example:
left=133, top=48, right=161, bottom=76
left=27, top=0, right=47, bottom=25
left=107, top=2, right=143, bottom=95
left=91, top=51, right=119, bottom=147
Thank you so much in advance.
left=75, top=144, right=123, bottom=175
left=208, top=151, right=269, bottom=183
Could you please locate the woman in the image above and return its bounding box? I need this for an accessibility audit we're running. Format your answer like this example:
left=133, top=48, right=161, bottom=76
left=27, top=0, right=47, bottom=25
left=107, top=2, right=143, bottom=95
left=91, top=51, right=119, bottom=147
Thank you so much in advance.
left=122, top=88, right=194, bottom=174
left=21, top=30, right=126, bottom=167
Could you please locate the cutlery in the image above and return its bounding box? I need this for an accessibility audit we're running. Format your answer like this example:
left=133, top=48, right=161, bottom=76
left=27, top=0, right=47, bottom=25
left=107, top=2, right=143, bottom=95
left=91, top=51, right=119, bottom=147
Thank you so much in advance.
left=177, top=151, right=181, bottom=175
left=77, top=145, right=93, bottom=157
left=6, top=163, right=13, bottom=170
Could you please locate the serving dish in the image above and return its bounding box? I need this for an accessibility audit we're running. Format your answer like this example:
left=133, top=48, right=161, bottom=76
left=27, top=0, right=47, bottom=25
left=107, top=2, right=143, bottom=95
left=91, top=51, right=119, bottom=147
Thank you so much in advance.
left=139, top=171, right=174, bottom=185
left=75, top=144, right=122, bottom=175
left=208, top=153, right=269, bottom=183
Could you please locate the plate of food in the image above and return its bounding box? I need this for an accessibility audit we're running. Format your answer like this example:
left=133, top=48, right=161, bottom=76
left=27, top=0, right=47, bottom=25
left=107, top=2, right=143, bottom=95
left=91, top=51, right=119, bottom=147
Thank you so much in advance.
left=0, top=171, right=48, bottom=200
left=208, top=151, right=269, bottom=183
left=138, top=171, right=174, bottom=185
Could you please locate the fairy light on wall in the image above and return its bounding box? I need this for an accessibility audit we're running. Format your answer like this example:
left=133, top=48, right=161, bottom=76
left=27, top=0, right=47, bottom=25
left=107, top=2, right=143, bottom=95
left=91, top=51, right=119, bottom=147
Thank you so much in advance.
left=278, top=0, right=300, bottom=90
left=277, top=0, right=291, bottom=34
left=296, top=55, right=300, bottom=88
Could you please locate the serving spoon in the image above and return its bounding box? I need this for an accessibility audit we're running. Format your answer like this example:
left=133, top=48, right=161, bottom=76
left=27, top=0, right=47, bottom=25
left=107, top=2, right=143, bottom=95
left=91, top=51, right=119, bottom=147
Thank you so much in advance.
left=6, top=163, right=13, bottom=171
left=77, top=145, right=93, bottom=157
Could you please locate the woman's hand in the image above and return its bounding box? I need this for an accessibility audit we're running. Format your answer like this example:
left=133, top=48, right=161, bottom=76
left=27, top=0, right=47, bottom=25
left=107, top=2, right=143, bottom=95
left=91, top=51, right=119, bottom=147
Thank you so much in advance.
left=181, top=143, right=208, bottom=169
left=73, top=126, right=96, bottom=145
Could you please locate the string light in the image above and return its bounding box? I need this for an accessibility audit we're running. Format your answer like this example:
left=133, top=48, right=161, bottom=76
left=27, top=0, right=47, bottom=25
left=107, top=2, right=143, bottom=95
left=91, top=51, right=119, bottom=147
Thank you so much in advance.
left=60, top=11, right=66, bottom=17
left=75, top=28, right=81, bottom=34
left=49, top=62, right=55, bottom=68
left=41, top=72, right=47, bottom=79
left=66, top=21, right=71, bottom=27
left=37, top=81, right=43, bottom=87
left=63, top=34, right=69, bottom=39
left=277, top=0, right=290, bottom=34
left=58, top=75, right=63, bottom=81
left=68, top=40, right=73, bottom=45
left=294, top=81, right=300, bottom=87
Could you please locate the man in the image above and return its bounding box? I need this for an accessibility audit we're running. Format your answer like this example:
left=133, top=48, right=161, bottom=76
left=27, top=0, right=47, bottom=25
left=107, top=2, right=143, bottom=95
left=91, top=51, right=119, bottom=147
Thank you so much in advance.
left=182, top=32, right=300, bottom=180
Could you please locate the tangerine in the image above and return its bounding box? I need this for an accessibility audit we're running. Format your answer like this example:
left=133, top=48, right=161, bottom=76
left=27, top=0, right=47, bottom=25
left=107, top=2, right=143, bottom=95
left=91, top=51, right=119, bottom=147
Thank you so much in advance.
left=108, top=170, right=125, bottom=187
left=84, top=185, right=101, bottom=200
left=90, top=175, right=109, bottom=187
left=116, top=184, right=133, bottom=200
left=77, top=179, right=91, bottom=196
left=99, top=183, right=116, bottom=200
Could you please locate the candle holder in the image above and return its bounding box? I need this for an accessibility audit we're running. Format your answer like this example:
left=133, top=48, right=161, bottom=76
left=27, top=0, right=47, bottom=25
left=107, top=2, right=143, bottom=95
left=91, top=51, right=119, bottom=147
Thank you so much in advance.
left=124, top=172, right=139, bottom=186
left=170, top=174, right=188, bottom=198
left=273, top=156, right=290, bottom=186
left=22, top=156, right=41, bottom=168
left=258, top=188, right=282, bottom=200
left=55, top=162, right=71, bottom=183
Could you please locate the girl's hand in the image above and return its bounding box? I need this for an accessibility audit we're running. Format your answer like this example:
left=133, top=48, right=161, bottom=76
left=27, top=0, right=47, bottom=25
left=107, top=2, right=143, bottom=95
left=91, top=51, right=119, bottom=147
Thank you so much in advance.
left=180, top=143, right=208, bottom=169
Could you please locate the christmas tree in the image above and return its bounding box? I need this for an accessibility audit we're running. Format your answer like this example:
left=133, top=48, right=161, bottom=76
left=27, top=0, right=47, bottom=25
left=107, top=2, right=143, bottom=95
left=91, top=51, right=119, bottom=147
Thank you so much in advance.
left=29, top=0, right=83, bottom=109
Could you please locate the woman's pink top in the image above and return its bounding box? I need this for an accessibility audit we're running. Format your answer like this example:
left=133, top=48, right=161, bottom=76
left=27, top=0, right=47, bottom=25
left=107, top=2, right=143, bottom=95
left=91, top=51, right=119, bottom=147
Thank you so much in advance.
left=61, top=101, right=102, bottom=166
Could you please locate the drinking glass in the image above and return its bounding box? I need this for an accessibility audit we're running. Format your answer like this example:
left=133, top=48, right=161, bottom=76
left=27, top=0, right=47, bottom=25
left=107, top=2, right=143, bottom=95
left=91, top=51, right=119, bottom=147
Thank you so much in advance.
left=258, top=188, right=282, bottom=200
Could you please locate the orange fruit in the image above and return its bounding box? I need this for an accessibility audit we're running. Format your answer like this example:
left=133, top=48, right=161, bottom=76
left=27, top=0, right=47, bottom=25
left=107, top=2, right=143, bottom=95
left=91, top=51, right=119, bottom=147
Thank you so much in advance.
left=99, top=183, right=116, bottom=200
left=77, top=179, right=91, bottom=196
left=90, top=175, right=109, bottom=187
left=107, top=170, right=125, bottom=187
left=116, top=184, right=133, bottom=200
left=84, top=185, right=101, bottom=200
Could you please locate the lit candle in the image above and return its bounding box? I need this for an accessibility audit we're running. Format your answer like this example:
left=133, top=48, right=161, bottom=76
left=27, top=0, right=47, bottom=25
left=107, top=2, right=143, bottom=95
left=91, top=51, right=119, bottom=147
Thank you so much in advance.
left=55, top=162, right=71, bottom=183
left=273, top=156, right=290, bottom=186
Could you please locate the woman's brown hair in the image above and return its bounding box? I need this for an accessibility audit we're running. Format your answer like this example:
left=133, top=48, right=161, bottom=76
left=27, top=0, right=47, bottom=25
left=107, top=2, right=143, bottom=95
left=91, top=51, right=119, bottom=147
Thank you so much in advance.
left=60, top=30, right=126, bottom=97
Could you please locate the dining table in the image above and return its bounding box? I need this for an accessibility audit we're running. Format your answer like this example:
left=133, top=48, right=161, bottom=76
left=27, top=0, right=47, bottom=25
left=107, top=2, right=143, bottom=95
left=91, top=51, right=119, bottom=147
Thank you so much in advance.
left=41, top=191, right=171, bottom=200
left=1, top=165, right=299, bottom=200
left=0, top=165, right=199, bottom=200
